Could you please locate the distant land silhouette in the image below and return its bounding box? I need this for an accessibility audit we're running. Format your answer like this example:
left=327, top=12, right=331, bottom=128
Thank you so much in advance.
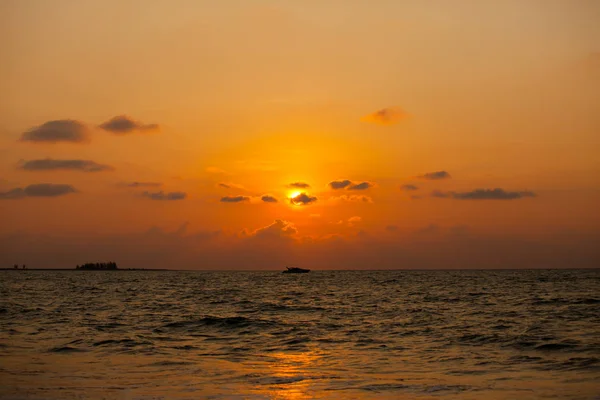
left=1, top=262, right=165, bottom=271
left=76, top=262, right=118, bottom=270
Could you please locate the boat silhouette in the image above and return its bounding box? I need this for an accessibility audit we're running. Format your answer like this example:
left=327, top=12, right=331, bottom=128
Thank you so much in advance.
left=282, top=266, right=310, bottom=274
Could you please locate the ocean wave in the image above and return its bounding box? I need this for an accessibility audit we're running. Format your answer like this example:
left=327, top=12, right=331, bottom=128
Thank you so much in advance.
left=160, top=316, right=276, bottom=331
left=534, top=342, right=579, bottom=351
left=49, top=345, right=86, bottom=353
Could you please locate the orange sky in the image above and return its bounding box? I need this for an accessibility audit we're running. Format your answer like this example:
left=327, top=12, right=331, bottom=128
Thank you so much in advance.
left=1, top=1, right=599, bottom=269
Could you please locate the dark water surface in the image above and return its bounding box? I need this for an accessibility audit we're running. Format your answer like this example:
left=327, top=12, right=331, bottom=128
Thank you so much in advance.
left=1, top=270, right=599, bottom=399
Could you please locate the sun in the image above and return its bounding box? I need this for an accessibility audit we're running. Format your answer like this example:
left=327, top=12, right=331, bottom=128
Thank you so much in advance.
left=289, top=191, right=301, bottom=200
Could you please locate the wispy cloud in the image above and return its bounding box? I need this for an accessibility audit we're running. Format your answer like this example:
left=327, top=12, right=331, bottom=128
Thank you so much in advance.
left=217, top=182, right=245, bottom=190
left=361, top=107, right=407, bottom=126
left=250, top=219, right=297, bottom=239
left=20, top=120, right=89, bottom=143
left=18, top=159, right=113, bottom=172
left=142, top=191, right=186, bottom=201
left=417, top=171, right=451, bottom=180
left=220, top=195, right=250, bottom=203
left=0, top=183, right=77, bottom=199
left=287, top=182, right=311, bottom=189
left=120, top=182, right=163, bottom=188
left=329, top=195, right=373, bottom=203
left=98, top=115, right=159, bottom=134
left=400, top=184, right=419, bottom=191
left=432, top=188, right=536, bottom=200
left=347, top=216, right=362, bottom=226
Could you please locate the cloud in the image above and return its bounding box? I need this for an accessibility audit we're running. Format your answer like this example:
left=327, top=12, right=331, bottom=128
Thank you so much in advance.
left=385, top=225, right=399, bottom=232
left=250, top=219, right=297, bottom=239
left=18, top=159, right=113, bottom=172
left=220, top=195, right=250, bottom=203
left=0, top=183, right=77, bottom=199
left=432, top=188, right=536, bottom=200
left=287, top=182, right=311, bottom=189
left=329, top=179, right=352, bottom=190
left=290, top=192, right=317, bottom=205
left=361, top=107, right=407, bottom=126
left=261, top=195, right=278, bottom=203
left=330, top=195, right=373, bottom=203
left=347, top=216, right=362, bottom=226
left=98, top=115, right=159, bottom=134
left=121, top=182, right=162, bottom=188
left=400, top=184, right=419, bottom=191
left=329, top=180, right=375, bottom=191
left=417, top=171, right=451, bottom=180
left=347, top=181, right=374, bottom=191
left=217, top=182, right=245, bottom=190
left=20, top=120, right=89, bottom=143
left=142, top=191, right=186, bottom=201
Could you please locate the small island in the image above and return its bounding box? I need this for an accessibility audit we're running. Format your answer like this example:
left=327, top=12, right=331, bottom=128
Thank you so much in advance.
left=76, top=262, right=118, bottom=270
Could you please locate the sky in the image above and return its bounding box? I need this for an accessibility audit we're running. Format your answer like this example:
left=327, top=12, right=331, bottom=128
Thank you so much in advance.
left=1, top=0, right=599, bottom=269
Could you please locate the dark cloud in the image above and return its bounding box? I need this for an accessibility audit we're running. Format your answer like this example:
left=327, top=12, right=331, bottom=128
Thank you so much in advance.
left=361, top=107, right=407, bottom=125
left=385, top=225, right=399, bottom=232
left=348, top=181, right=374, bottom=191
left=18, top=159, right=113, bottom=172
left=287, top=182, right=311, bottom=189
left=261, top=195, right=278, bottom=203
left=432, top=188, right=536, bottom=200
left=220, top=195, right=250, bottom=203
left=290, top=192, right=317, bottom=205
left=218, top=183, right=232, bottom=189
left=0, top=183, right=77, bottom=199
left=329, top=180, right=375, bottom=191
left=329, top=180, right=352, bottom=190
left=400, top=184, right=419, bottom=191
left=98, top=115, right=159, bottom=134
left=0, top=188, right=25, bottom=199
left=20, top=120, right=89, bottom=143
left=142, top=191, right=186, bottom=201
left=122, top=182, right=162, bottom=188
left=418, top=171, right=451, bottom=180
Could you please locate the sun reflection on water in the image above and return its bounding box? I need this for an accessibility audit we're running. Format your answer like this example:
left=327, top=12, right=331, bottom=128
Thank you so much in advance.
left=263, top=351, right=321, bottom=400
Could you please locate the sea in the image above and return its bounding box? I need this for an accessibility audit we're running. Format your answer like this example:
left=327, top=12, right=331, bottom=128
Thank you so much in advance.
left=1, top=269, right=599, bottom=399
